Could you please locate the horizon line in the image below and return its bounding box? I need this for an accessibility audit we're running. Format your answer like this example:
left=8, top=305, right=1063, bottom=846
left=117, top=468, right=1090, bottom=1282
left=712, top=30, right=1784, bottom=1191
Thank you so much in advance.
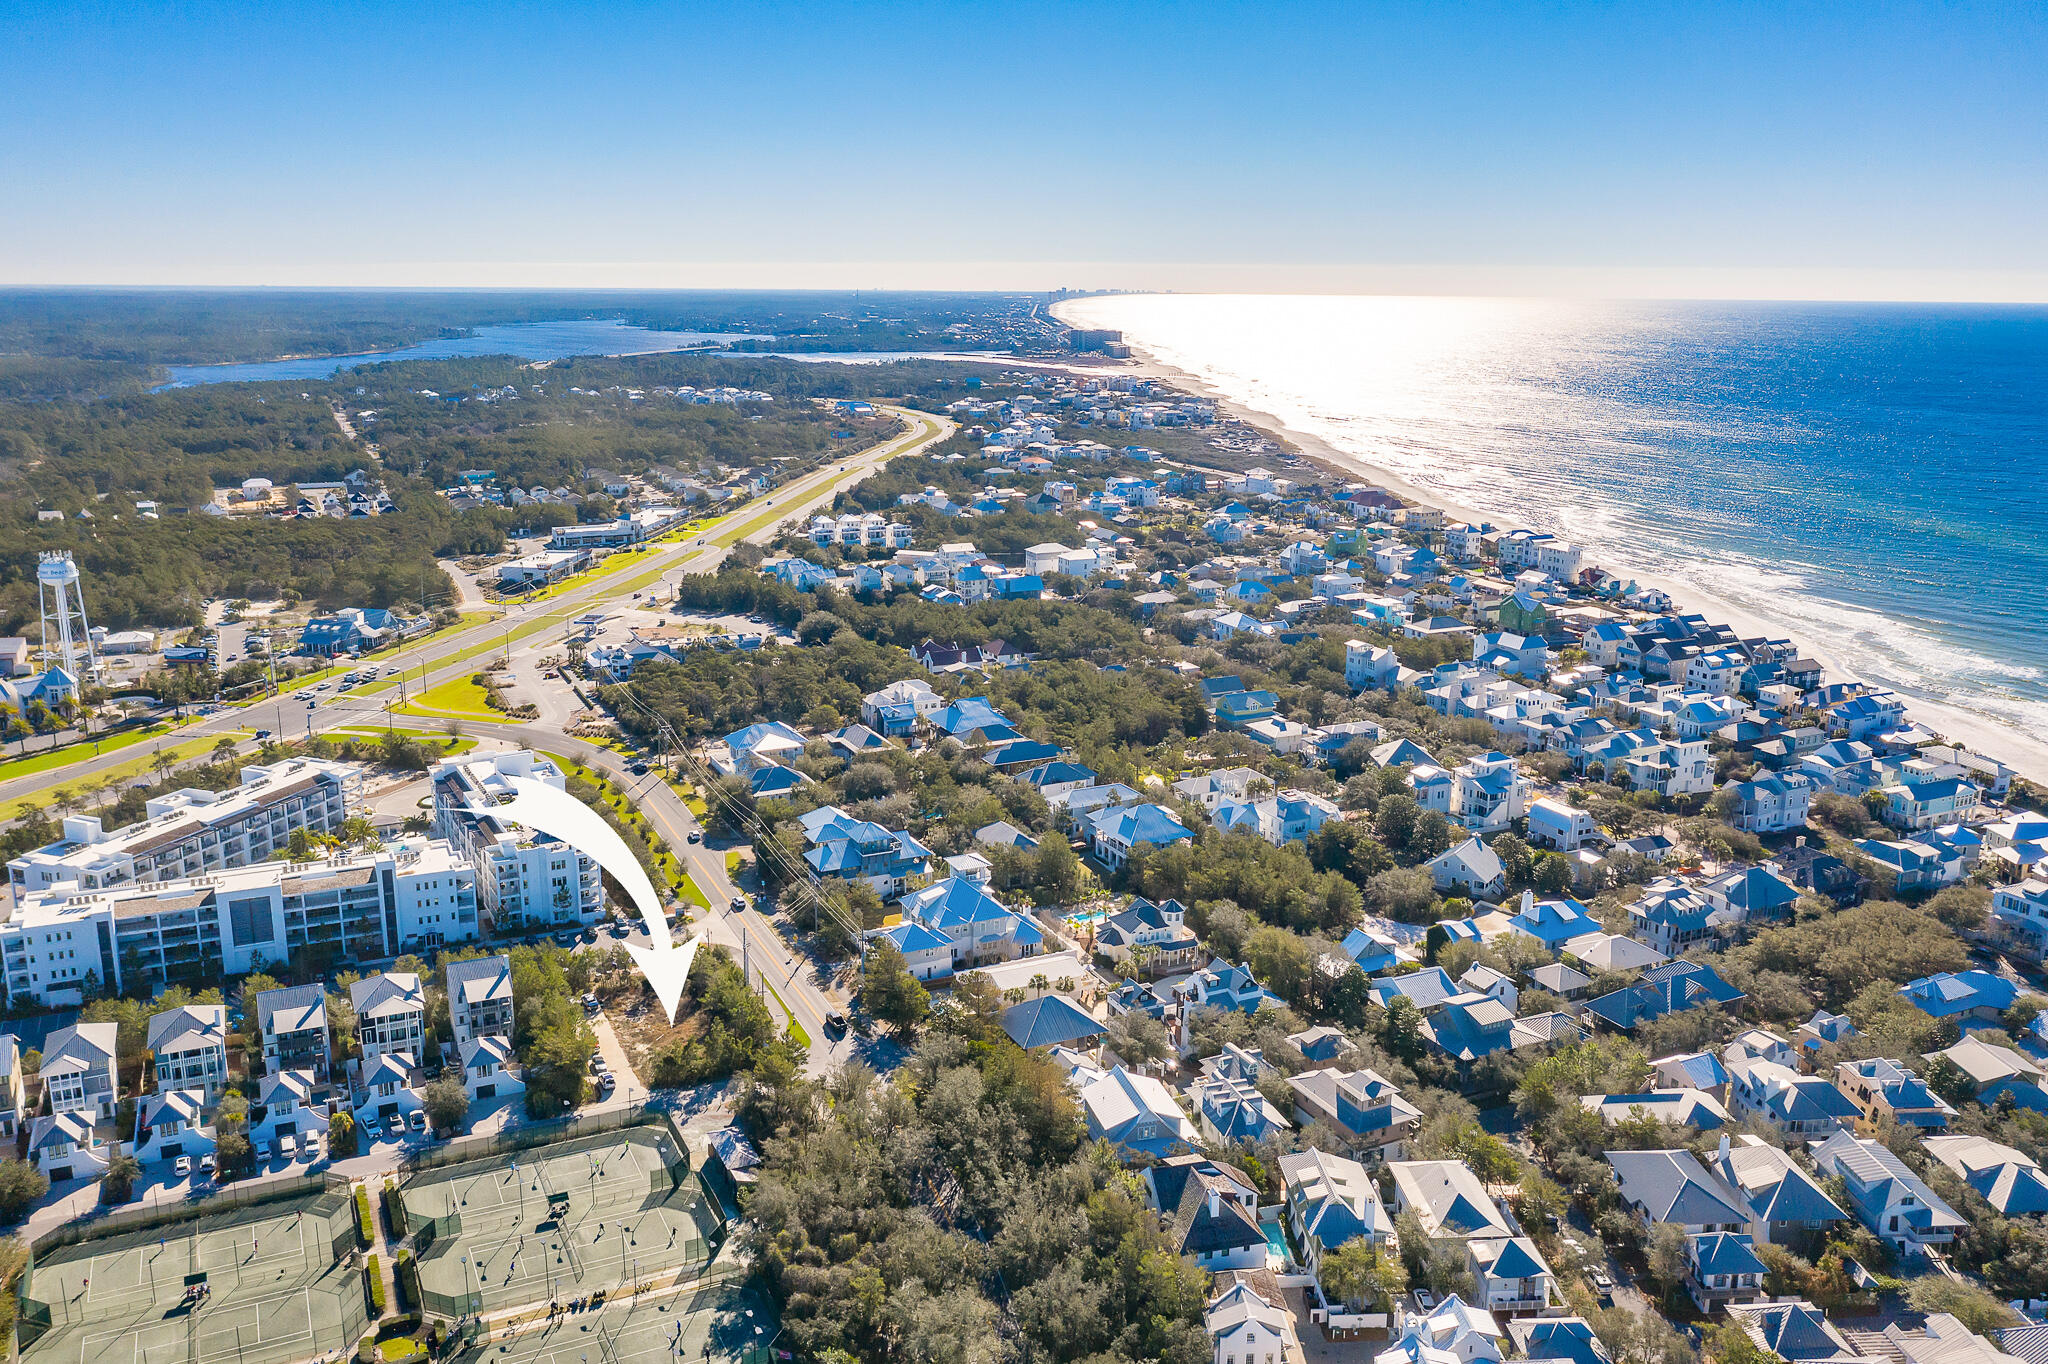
left=5, top=262, right=2048, bottom=306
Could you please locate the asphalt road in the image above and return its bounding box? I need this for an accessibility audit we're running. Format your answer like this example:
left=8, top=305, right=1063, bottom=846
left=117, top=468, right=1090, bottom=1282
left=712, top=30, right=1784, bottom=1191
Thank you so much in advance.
left=0, top=408, right=950, bottom=808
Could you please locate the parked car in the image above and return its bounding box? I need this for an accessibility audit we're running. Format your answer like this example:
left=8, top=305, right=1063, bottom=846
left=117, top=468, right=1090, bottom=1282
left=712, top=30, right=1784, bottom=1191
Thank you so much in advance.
left=580, top=992, right=602, bottom=1014
left=175, top=1156, right=192, bottom=1177
left=385, top=1114, right=405, bottom=1137
left=580, top=926, right=599, bottom=943
left=589, top=1051, right=608, bottom=1074
left=598, top=1071, right=616, bottom=1093
left=825, top=1010, right=848, bottom=1035
left=407, top=1111, right=427, bottom=1133
left=609, top=921, right=631, bottom=938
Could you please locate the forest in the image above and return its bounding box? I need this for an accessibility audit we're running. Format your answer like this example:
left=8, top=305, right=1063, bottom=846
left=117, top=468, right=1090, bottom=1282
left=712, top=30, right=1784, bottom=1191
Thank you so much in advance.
left=737, top=995, right=1212, bottom=1364
left=0, top=347, right=916, bottom=633
left=0, top=290, right=1047, bottom=398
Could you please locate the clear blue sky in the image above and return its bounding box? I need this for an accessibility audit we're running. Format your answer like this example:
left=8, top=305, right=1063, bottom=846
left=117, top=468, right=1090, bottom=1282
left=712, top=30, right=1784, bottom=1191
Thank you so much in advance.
left=4, top=1, right=2044, bottom=297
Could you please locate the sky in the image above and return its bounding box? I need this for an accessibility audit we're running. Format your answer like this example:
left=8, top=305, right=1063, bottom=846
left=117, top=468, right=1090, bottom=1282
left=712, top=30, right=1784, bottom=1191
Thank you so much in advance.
left=3, top=1, right=2046, bottom=299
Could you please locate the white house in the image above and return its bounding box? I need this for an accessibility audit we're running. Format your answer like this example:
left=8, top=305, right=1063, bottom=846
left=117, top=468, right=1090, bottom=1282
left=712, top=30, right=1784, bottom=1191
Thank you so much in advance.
left=253, top=1069, right=329, bottom=1149
left=1526, top=798, right=1596, bottom=852
left=131, top=1088, right=214, bottom=1165
left=446, top=955, right=515, bottom=1053
left=29, top=1110, right=109, bottom=1181
left=148, top=1004, right=230, bottom=1100
left=1725, top=773, right=1817, bottom=835
left=460, top=1035, right=524, bottom=1102
left=350, top=972, right=427, bottom=1068
left=1206, top=1278, right=1298, bottom=1364
left=41, top=1021, right=118, bottom=1119
left=1451, top=753, right=1528, bottom=834
left=1427, top=839, right=1507, bottom=899
left=1347, top=640, right=1402, bottom=691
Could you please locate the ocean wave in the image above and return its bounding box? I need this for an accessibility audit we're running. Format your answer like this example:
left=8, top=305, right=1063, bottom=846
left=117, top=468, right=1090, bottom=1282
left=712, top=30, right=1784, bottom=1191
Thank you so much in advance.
left=1063, top=293, right=2048, bottom=757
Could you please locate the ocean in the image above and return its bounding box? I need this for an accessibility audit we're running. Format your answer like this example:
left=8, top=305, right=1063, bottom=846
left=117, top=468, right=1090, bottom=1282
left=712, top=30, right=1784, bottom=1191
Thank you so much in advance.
left=1056, top=295, right=2048, bottom=761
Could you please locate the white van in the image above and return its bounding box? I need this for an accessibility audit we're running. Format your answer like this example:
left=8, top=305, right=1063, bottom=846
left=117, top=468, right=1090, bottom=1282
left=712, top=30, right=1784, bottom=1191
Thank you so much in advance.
left=276, top=1133, right=296, bottom=1160
left=254, top=1136, right=273, bottom=1162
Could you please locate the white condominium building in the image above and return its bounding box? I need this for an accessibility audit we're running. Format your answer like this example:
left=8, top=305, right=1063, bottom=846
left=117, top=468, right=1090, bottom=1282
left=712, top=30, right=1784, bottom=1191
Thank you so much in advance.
left=431, top=751, right=603, bottom=933
left=7, top=758, right=359, bottom=897
left=0, top=837, right=476, bottom=1007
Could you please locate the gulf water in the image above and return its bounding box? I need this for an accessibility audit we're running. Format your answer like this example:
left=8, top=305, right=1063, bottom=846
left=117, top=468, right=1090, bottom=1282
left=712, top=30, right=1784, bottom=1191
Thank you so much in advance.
left=1059, top=295, right=2048, bottom=752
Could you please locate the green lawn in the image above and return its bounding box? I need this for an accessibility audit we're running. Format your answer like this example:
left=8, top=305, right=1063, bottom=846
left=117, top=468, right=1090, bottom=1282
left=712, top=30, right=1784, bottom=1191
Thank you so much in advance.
left=0, top=731, right=250, bottom=822
left=0, top=722, right=182, bottom=783
left=392, top=674, right=500, bottom=721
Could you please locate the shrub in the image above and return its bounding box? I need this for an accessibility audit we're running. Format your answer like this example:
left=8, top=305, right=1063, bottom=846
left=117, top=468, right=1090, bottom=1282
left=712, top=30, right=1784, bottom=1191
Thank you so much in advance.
left=381, top=1180, right=404, bottom=1238
left=0, top=1161, right=49, bottom=1223
left=355, top=1186, right=374, bottom=1247
left=365, top=1253, right=386, bottom=1314
left=394, top=1250, right=418, bottom=1313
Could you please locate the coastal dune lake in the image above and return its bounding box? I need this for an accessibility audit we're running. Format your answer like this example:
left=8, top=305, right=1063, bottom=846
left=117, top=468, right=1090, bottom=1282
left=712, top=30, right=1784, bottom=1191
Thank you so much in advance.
left=1060, top=294, right=2048, bottom=758
left=155, top=318, right=767, bottom=387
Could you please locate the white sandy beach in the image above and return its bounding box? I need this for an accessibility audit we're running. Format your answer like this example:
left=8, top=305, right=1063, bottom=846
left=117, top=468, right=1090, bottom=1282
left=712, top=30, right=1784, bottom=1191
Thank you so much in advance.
left=1091, top=334, right=2048, bottom=786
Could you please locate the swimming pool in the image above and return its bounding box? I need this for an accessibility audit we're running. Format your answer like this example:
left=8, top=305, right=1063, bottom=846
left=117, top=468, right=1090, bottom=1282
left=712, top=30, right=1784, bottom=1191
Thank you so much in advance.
left=1262, top=1221, right=1292, bottom=1268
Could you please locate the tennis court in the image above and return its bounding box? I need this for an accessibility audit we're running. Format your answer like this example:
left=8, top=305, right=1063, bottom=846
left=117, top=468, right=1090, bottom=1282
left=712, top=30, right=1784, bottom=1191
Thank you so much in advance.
left=21, top=1191, right=366, bottom=1364
left=453, top=1277, right=778, bottom=1364
left=403, top=1126, right=719, bottom=1316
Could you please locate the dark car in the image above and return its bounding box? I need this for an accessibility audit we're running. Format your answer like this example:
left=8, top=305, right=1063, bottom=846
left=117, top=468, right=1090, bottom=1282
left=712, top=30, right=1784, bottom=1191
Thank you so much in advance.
left=824, top=1010, right=848, bottom=1034
left=629, top=762, right=649, bottom=776
left=580, top=926, right=599, bottom=943
left=555, top=931, right=577, bottom=947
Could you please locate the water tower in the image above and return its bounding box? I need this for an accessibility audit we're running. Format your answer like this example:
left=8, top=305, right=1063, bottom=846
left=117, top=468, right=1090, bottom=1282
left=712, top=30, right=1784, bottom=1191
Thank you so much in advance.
left=36, top=551, right=98, bottom=681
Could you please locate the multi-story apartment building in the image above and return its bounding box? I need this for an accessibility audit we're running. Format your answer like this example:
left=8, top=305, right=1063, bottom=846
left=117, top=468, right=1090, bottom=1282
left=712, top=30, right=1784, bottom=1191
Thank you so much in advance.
left=446, top=954, right=515, bottom=1053
left=7, top=758, right=358, bottom=896
left=350, top=972, right=427, bottom=1067
left=0, top=838, right=476, bottom=1006
left=431, top=752, right=603, bottom=933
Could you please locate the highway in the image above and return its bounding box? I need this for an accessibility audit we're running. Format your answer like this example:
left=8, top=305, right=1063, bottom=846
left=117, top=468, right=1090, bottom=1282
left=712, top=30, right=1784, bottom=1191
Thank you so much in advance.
left=0, top=408, right=950, bottom=806
left=2, top=406, right=951, bottom=1073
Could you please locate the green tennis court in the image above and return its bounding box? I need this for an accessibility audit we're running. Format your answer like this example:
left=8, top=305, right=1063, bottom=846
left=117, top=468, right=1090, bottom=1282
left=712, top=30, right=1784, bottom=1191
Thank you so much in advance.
left=402, top=1127, right=718, bottom=1316
left=454, top=1278, right=779, bottom=1364
left=20, top=1191, right=366, bottom=1364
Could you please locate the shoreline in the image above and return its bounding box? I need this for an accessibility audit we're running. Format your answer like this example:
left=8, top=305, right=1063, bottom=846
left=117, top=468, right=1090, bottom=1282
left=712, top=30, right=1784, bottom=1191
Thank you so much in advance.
left=1082, top=328, right=2048, bottom=786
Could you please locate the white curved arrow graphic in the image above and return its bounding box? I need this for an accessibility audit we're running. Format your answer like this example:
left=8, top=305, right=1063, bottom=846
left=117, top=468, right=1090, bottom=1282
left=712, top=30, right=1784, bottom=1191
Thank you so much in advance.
left=491, top=775, right=700, bottom=1022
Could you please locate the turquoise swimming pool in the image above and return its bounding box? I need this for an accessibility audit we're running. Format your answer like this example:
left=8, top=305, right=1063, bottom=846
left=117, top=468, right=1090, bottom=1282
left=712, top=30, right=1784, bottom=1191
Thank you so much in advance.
left=1263, top=1221, right=1291, bottom=1267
